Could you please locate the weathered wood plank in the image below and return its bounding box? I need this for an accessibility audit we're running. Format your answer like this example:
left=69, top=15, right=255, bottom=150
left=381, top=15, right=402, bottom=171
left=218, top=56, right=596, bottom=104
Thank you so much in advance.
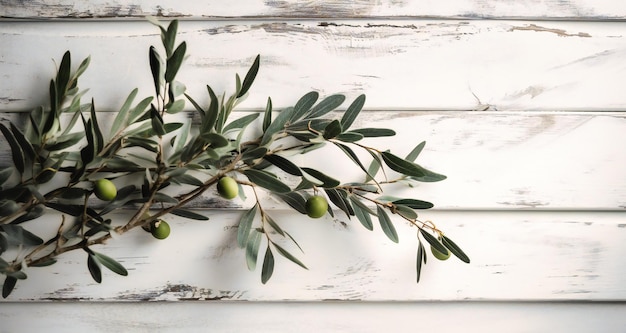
left=1, top=0, right=625, bottom=20
left=1, top=210, right=624, bottom=301
left=2, top=301, right=626, bottom=332
left=2, top=111, right=625, bottom=210
left=2, top=20, right=625, bottom=112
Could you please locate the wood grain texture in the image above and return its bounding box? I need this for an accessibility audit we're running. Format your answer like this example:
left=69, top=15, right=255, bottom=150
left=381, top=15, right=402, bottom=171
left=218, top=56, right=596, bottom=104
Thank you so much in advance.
left=2, top=20, right=626, bottom=112
left=0, top=210, right=624, bottom=301
left=1, top=2, right=625, bottom=324
left=2, top=301, right=626, bottom=333
left=2, top=111, right=625, bottom=210
left=1, top=0, right=625, bottom=20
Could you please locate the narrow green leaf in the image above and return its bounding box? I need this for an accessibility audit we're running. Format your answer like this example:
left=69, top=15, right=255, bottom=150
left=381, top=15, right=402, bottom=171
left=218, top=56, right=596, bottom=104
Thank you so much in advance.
left=173, top=173, right=203, bottom=186
left=163, top=19, right=178, bottom=57
left=323, top=119, right=342, bottom=139
left=56, top=51, right=71, bottom=101
left=442, top=235, right=470, bottom=263
left=150, top=105, right=166, bottom=136
left=350, top=197, right=374, bottom=231
left=165, top=41, right=186, bottom=83
left=392, top=199, right=433, bottom=210
left=291, top=91, right=319, bottom=121
left=264, top=154, right=302, bottom=176
left=45, top=132, right=84, bottom=151
left=93, top=252, right=128, bottom=276
left=263, top=97, right=272, bottom=131
left=275, top=192, right=307, bottom=214
left=0, top=123, right=25, bottom=174
left=242, top=147, right=268, bottom=163
left=340, top=94, right=366, bottom=130
left=272, top=242, right=308, bottom=270
left=199, top=132, right=229, bottom=148
left=29, top=258, right=57, bottom=268
left=264, top=214, right=285, bottom=237
left=333, top=142, right=377, bottom=182
left=2, top=276, right=17, bottom=298
left=336, top=132, right=364, bottom=142
left=261, top=107, right=294, bottom=146
left=87, top=253, right=102, bottom=283
left=243, top=169, right=291, bottom=193
left=406, top=141, right=426, bottom=162
left=351, top=128, right=395, bottom=137
left=300, top=168, right=340, bottom=188
left=261, top=245, right=274, bottom=284
left=246, top=229, right=263, bottom=271
left=0, top=234, right=7, bottom=254
left=127, top=97, right=153, bottom=126
left=306, top=94, right=346, bottom=119
left=237, top=55, right=260, bottom=98
left=10, top=123, right=35, bottom=162
left=376, top=206, right=399, bottom=243
left=325, top=188, right=354, bottom=218
left=237, top=204, right=258, bottom=248
left=125, top=137, right=158, bottom=152
left=110, top=88, right=138, bottom=137
left=416, top=237, right=425, bottom=283
left=0, top=168, right=13, bottom=187
left=165, top=99, right=185, bottom=114
left=223, top=113, right=259, bottom=133
left=394, top=204, right=417, bottom=220
left=365, top=150, right=382, bottom=182
left=204, top=85, right=219, bottom=132
left=149, top=46, right=162, bottom=95
left=185, top=93, right=206, bottom=118
left=170, top=209, right=209, bottom=221
left=74, top=55, right=91, bottom=79
left=381, top=151, right=428, bottom=178
left=44, top=80, right=58, bottom=134
left=0, top=225, right=44, bottom=246
left=420, top=229, right=448, bottom=256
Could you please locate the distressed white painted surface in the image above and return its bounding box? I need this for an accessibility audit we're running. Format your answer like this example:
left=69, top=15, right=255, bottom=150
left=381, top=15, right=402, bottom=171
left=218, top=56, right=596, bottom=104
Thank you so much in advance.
left=1, top=0, right=625, bottom=19
left=2, top=302, right=626, bottom=333
left=1, top=2, right=626, bottom=331
left=2, top=20, right=626, bottom=112
left=2, top=210, right=625, bottom=301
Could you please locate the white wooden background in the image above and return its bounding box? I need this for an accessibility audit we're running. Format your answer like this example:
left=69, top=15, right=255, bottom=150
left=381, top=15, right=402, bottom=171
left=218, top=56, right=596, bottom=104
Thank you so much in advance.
left=2, top=1, right=626, bottom=331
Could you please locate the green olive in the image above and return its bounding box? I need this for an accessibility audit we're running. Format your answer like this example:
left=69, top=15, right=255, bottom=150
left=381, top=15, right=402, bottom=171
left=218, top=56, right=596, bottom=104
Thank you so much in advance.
left=430, top=245, right=451, bottom=261
left=305, top=195, right=328, bottom=219
left=150, top=220, right=170, bottom=240
left=217, top=176, right=238, bottom=199
left=93, top=179, right=117, bottom=201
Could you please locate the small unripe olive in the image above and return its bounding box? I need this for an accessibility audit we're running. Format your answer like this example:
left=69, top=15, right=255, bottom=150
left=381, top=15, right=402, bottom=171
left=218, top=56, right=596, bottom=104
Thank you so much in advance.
left=93, top=179, right=117, bottom=201
left=217, top=176, right=238, bottom=199
left=430, top=245, right=451, bottom=261
left=150, top=220, right=170, bottom=240
left=305, top=195, right=328, bottom=219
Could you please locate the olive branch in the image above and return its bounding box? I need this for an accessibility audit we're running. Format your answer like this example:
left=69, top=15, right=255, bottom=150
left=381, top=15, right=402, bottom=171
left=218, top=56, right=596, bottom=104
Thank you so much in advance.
left=0, top=19, right=469, bottom=298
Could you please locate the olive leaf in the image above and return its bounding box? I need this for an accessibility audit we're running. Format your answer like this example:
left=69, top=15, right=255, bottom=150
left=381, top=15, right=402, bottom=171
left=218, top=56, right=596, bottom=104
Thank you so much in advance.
left=340, top=94, right=366, bottom=130
left=237, top=54, right=260, bottom=98
left=261, top=245, right=275, bottom=284
left=305, top=94, right=345, bottom=119
left=93, top=251, right=128, bottom=276
left=419, top=229, right=448, bottom=256
left=246, top=229, right=263, bottom=271
left=243, top=169, right=291, bottom=193
left=376, top=206, right=399, bottom=243
left=442, top=235, right=470, bottom=263
left=237, top=204, right=258, bottom=249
